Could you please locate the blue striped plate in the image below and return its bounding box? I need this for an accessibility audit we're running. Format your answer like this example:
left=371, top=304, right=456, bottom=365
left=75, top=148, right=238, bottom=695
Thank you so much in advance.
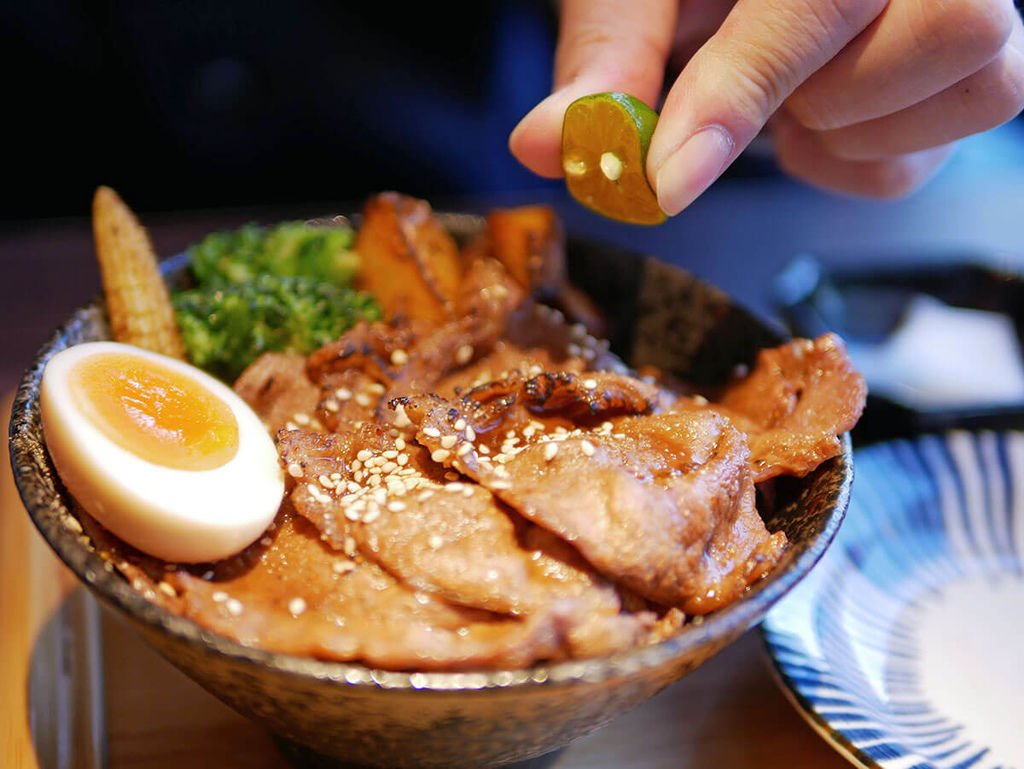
left=762, top=430, right=1024, bottom=769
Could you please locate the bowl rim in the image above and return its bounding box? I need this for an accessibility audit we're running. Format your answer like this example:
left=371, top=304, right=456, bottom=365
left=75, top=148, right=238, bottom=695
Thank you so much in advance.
left=8, top=227, right=854, bottom=693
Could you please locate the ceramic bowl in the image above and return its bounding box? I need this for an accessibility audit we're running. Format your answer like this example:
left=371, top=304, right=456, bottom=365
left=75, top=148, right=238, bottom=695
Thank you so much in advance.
left=10, top=214, right=854, bottom=769
left=762, top=429, right=1024, bottom=769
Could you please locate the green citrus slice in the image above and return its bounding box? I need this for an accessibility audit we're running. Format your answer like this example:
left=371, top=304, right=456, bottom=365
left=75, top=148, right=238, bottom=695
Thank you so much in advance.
left=561, top=92, right=666, bottom=226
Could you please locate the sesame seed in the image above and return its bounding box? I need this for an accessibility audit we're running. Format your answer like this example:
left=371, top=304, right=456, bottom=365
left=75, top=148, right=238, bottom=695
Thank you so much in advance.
left=465, top=426, right=476, bottom=442
left=423, top=426, right=441, bottom=438
left=225, top=598, right=244, bottom=616
left=357, top=449, right=373, bottom=462
left=457, top=442, right=473, bottom=456
left=363, top=508, right=381, bottom=524
left=287, top=462, right=304, bottom=478
left=393, top=404, right=412, bottom=428
left=491, top=479, right=512, bottom=490
left=288, top=597, right=307, bottom=616
left=543, top=442, right=559, bottom=461
left=368, top=382, right=386, bottom=395
left=395, top=437, right=406, bottom=450
left=324, top=399, right=340, bottom=412
left=397, top=454, right=409, bottom=466
left=428, top=534, right=444, bottom=550
left=343, top=536, right=357, bottom=557
left=293, top=412, right=311, bottom=426
left=432, top=449, right=451, bottom=463
left=381, top=461, right=398, bottom=473
left=444, top=471, right=459, bottom=481
left=478, top=444, right=490, bottom=455
left=336, top=387, right=352, bottom=401
left=158, top=581, right=176, bottom=597
left=582, top=378, right=597, bottom=390
left=454, top=418, right=467, bottom=431
left=318, top=474, right=335, bottom=489
left=455, top=344, right=474, bottom=365
left=387, top=500, right=407, bottom=512
left=390, top=348, right=409, bottom=366
left=333, top=560, right=356, bottom=575
left=355, top=393, right=372, bottom=407
left=581, top=440, right=596, bottom=456
left=447, top=482, right=465, bottom=492
left=382, top=450, right=399, bottom=459
left=418, top=490, right=435, bottom=501
left=440, top=434, right=458, bottom=449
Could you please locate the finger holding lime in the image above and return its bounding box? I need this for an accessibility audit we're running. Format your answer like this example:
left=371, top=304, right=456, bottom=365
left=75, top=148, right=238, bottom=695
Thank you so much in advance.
left=561, top=92, right=667, bottom=226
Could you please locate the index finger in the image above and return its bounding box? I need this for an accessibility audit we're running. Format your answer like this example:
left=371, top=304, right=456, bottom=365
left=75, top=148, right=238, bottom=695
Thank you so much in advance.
left=508, top=0, right=677, bottom=179
left=648, top=0, right=887, bottom=215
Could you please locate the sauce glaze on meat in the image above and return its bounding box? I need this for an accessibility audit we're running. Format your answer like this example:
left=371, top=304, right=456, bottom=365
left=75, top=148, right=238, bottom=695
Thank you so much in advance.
left=81, top=194, right=866, bottom=671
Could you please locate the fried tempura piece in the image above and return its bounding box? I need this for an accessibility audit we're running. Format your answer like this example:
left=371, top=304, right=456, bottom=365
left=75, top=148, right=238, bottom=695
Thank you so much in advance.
left=91, top=186, right=185, bottom=358
left=485, top=205, right=566, bottom=299
left=353, top=192, right=462, bottom=326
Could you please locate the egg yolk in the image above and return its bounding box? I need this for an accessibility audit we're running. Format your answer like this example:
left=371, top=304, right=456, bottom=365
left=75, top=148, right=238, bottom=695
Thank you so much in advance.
left=69, top=352, right=239, bottom=471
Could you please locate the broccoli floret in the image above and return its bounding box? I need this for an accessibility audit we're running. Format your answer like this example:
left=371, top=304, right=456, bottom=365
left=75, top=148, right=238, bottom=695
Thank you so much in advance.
left=173, top=274, right=381, bottom=382
left=190, top=221, right=360, bottom=287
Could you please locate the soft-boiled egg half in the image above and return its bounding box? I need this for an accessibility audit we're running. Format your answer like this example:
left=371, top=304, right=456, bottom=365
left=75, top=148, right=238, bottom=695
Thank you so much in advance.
left=40, top=341, right=284, bottom=563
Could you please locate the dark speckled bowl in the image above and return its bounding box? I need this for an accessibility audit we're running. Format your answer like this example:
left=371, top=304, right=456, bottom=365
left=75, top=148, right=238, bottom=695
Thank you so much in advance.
left=9, top=214, right=852, bottom=769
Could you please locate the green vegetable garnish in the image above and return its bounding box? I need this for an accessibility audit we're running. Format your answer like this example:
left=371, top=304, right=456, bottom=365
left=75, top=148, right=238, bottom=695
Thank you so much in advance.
left=173, top=274, right=381, bottom=382
left=189, top=221, right=360, bottom=287
left=172, top=219, right=379, bottom=381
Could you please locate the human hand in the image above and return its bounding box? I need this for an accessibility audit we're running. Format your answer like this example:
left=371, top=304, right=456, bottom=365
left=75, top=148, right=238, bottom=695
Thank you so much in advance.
left=509, top=0, right=1024, bottom=217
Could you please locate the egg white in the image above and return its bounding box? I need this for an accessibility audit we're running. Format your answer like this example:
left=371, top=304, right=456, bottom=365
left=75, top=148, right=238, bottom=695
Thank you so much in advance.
left=40, top=341, right=285, bottom=563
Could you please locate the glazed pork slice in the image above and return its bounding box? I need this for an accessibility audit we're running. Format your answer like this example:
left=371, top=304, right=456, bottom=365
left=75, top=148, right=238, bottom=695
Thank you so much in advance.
left=301, top=256, right=628, bottom=426
left=234, top=351, right=322, bottom=433
left=81, top=500, right=584, bottom=671
left=711, top=333, right=867, bottom=482
left=277, top=424, right=654, bottom=657
left=398, top=371, right=786, bottom=614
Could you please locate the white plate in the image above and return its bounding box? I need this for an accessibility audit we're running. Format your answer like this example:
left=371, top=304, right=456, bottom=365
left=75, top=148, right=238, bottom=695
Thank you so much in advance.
left=762, top=430, right=1024, bottom=769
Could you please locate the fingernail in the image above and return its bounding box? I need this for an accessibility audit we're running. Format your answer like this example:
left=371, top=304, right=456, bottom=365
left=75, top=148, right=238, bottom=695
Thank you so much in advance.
left=655, top=126, right=734, bottom=216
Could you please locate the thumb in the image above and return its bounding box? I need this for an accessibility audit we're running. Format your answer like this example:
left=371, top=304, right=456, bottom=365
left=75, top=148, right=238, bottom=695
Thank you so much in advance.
left=509, top=0, right=677, bottom=179
left=648, top=0, right=886, bottom=215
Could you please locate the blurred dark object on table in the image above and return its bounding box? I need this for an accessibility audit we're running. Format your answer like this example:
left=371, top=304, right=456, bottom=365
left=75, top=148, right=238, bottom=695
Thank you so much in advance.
left=774, top=253, right=1024, bottom=445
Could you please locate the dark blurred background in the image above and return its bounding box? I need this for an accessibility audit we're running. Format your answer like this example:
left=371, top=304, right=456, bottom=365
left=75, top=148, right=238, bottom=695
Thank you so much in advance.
left=3, top=2, right=568, bottom=220
left=3, top=0, right=793, bottom=222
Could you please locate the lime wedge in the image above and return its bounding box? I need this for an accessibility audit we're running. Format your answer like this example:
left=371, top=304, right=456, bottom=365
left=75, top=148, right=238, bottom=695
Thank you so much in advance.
left=561, top=92, right=666, bottom=226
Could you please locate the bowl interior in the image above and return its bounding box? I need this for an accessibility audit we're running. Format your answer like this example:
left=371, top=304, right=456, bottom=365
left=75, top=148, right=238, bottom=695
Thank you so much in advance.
left=8, top=214, right=852, bottom=760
